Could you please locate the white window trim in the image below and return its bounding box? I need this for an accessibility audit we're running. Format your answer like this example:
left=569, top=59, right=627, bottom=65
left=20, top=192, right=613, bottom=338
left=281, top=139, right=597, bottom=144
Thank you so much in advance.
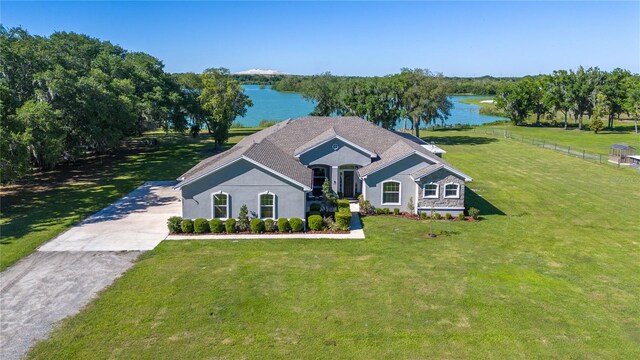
left=443, top=183, right=460, bottom=199
left=381, top=180, right=401, bottom=206
left=422, top=182, right=439, bottom=199
left=211, top=191, right=229, bottom=220
left=258, top=191, right=276, bottom=219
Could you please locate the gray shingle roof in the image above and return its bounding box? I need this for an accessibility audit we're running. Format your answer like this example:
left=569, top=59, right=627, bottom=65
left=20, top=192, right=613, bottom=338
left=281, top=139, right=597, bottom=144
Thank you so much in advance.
left=177, top=116, right=470, bottom=188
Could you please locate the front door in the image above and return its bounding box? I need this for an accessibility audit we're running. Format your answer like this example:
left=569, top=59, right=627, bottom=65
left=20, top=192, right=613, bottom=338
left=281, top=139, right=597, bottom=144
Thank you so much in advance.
left=343, top=171, right=355, bottom=198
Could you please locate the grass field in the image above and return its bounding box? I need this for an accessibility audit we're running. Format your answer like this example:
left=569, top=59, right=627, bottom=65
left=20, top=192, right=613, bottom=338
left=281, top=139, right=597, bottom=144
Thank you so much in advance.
left=27, top=129, right=640, bottom=359
left=0, top=129, right=259, bottom=271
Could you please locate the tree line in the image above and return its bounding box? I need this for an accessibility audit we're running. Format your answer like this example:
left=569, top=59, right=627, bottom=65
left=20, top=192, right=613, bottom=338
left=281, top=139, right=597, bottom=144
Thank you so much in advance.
left=284, top=69, right=454, bottom=138
left=272, top=74, right=517, bottom=95
left=496, top=67, right=640, bottom=132
left=1, top=27, right=251, bottom=183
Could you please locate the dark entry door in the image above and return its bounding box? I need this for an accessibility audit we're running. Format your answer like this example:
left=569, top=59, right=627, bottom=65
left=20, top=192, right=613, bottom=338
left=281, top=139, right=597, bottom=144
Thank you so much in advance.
left=343, top=171, right=354, bottom=198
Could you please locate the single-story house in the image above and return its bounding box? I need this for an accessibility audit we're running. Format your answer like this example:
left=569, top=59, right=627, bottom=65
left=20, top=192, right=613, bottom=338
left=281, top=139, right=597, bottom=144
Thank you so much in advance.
left=175, top=116, right=472, bottom=221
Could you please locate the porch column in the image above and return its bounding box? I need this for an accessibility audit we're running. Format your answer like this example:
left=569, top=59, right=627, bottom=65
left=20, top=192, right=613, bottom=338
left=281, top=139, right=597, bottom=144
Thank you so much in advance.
left=331, top=166, right=339, bottom=193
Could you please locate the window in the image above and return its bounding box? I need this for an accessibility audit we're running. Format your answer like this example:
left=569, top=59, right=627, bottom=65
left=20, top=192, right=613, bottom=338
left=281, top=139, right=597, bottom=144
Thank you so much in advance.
left=423, top=183, right=439, bottom=198
left=444, top=183, right=460, bottom=198
left=259, top=192, right=275, bottom=219
left=212, top=192, right=229, bottom=219
left=312, top=167, right=326, bottom=196
left=381, top=180, right=401, bottom=205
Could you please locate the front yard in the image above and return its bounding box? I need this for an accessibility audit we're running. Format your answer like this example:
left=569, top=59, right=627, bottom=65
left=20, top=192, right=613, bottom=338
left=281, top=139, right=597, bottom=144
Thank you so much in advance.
left=26, top=130, right=640, bottom=359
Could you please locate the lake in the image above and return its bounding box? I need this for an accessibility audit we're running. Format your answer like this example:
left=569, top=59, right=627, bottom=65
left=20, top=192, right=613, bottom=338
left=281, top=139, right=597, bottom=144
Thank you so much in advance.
left=236, top=85, right=506, bottom=127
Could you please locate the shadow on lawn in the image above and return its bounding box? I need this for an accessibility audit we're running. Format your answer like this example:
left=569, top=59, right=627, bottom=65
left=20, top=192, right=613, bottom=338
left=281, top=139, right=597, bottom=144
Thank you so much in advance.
left=465, top=187, right=505, bottom=216
left=423, top=135, right=498, bottom=146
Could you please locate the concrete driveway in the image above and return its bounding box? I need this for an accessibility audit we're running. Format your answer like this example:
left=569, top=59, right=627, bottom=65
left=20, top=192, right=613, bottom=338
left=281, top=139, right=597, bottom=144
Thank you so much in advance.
left=0, top=181, right=180, bottom=360
left=39, top=181, right=180, bottom=251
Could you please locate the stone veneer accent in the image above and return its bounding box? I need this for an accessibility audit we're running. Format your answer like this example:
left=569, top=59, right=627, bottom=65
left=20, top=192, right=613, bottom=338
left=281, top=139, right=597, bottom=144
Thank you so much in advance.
left=416, top=169, right=465, bottom=209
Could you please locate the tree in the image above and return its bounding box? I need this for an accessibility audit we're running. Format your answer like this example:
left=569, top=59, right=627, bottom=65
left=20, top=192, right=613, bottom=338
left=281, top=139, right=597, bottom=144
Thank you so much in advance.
left=597, top=68, right=631, bottom=129
left=15, top=100, right=65, bottom=169
left=496, top=79, right=533, bottom=125
left=545, top=70, right=573, bottom=129
left=531, top=76, right=550, bottom=125
left=396, top=68, right=452, bottom=138
left=199, top=68, right=253, bottom=150
left=589, top=93, right=607, bottom=134
left=623, top=75, right=640, bottom=134
left=237, top=204, right=250, bottom=232
left=302, top=72, right=340, bottom=116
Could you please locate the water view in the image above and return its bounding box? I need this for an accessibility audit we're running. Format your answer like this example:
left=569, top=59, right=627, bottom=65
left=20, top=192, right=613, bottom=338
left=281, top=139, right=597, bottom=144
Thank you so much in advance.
left=236, top=85, right=506, bottom=127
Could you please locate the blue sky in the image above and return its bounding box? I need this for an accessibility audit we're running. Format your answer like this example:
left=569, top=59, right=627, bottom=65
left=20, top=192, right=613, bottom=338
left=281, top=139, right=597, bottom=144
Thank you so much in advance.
left=2, top=1, right=638, bottom=76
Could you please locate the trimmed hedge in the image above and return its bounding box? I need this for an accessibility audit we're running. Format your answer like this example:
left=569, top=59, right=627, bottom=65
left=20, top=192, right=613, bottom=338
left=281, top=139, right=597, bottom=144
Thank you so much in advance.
left=375, top=208, right=385, bottom=215
left=167, top=216, right=182, bottom=233
left=209, top=219, right=224, bottom=233
left=337, top=199, right=350, bottom=210
left=277, top=218, right=289, bottom=232
left=225, top=218, right=237, bottom=233
left=445, top=213, right=453, bottom=220
left=420, top=211, right=428, bottom=220
left=458, top=213, right=466, bottom=221
left=194, top=218, right=209, bottom=233
left=383, top=208, right=390, bottom=215
left=335, top=209, right=352, bottom=230
left=264, top=218, right=276, bottom=232
left=250, top=218, right=264, bottom=233
left=289, top=218, right=304, bottom=232
left=310, top=203, right=321, bottom=212
left=308, top=210, right=321, bottom=217
left=308, top=215, right=324, bottom=231
left=434, top=213, right=442, bottom=220
left=393, top=208, right=400, bottom=215
left=181, top=219, right=194, bottom=233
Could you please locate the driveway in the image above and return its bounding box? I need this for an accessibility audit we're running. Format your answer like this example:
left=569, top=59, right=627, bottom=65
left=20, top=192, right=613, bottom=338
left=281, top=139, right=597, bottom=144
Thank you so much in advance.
left=0, top=181, right=180, bottom=360
left=39, top=181, right=180, bottom=251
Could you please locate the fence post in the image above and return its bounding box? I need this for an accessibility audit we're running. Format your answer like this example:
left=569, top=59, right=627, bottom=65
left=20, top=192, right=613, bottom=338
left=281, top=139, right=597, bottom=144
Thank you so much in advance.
left=582, top=150, right=585, bottom=160
left=568, top=146, right=571, bottom=155
left=599, top=154, right=602, bottom=163
left=554, top=143, right=557, bottom=151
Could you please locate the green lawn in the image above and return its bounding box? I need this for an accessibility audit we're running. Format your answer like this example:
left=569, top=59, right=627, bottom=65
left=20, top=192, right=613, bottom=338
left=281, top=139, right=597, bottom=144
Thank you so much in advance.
left=480, top=123, right=640, bottom=155
left=457, top=96, right=495, bottom=106
left=0, top=129, right=259, bottom=270
left=28, top=130, right=640, bottom=359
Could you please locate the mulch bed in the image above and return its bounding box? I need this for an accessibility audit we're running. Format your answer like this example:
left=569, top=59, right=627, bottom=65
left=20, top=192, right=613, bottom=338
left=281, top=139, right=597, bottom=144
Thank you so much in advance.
left=361, top=213, right=479, bottom=222
left=169, top=230, right=351, bottom=236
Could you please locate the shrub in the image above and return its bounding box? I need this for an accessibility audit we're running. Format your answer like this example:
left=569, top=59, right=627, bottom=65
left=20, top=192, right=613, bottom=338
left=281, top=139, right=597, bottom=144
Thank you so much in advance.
left=237, top=205, right=250, bottom=232
left=225, top=218, right=237, bottom=233
left=167, top=216, right=182, bottom=233
left=308, top=215, right=324, bottom=231
left=383, top=208, right=390, bottom=215
left=360, top=200, right=373, bottom=215
left=335, top=210, right=352, bottom=231
left=308, top=210, right=321, bottom=217
left=250, top=218, right=264, bottom=233
left=310, top=203, right=321, bottom=212
left=264, top=218, right=276, bottom=232
left=420, top=211, right=428, bottom=220
left=289, top=218, right=304, bottom=232
left=434, top=213, right=442, bottom=220
left=407, top=196, right=415, bottom=213
left=277, top=218, right=289, bottom=232
left=469, top=207, right=480, bottom=220
left=181, top=219, right=194, bottom=233
left=393, top=208, right=400, bottom=215
left=375, top=208, right=385, bottom=215
left=194, top=218, right=209, bottom=233
left=209, top=219, right=224, bottom=233
left=323, top=216, right=339, bottom=231
left=458, top=213, right=466, bottom=221
left=337, top=199, right=350, bottom=211
left=445, top=213, right=452, bottom=220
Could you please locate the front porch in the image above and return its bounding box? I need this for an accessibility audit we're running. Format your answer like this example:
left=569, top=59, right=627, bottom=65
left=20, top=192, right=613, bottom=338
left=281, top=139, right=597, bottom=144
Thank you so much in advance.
left=308, top=164, right=362, bottom=200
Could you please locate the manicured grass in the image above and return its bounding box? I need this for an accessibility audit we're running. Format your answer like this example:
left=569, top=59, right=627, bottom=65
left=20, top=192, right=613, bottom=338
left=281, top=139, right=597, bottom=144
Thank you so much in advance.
left=0, top=129, right=259, bottom=270
left=480, top=123, right=640, bottom=155
left=28, top=130, right=640, bottom=359
left=457, top=96, right=495, bottom=107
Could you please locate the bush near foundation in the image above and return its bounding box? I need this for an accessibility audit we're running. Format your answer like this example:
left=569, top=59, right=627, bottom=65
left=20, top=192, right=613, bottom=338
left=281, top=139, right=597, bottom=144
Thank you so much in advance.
left=209, top=219, right=224, bottom=233
left=308, top=215, right=324, bottom=231
left=289, top=218, right=304, bottom=232
left=250, top=218, right=264, bottom=233
left=277, top=218, right=289, bottom=232
left=264, top=219, right=276, bottom=232
left=194, top=218, right=209, bottom=233
left=225, top=218, right=237, bottom=233
left=181, top=219, right=194, bottom=233
left=335, top=208, right=352, bottom=231
left=167, top=216, right=182, bottom=233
